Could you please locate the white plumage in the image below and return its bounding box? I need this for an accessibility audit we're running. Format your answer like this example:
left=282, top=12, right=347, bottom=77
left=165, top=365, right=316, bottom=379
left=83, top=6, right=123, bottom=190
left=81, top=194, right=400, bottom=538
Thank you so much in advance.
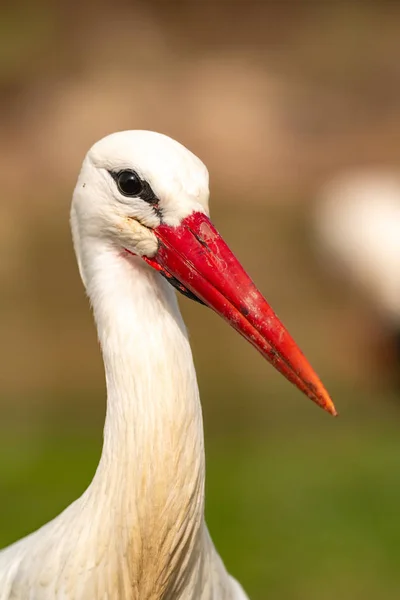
left=0, top=131, right=334, bottom=599
left=314, top=169, right=400, bottom=326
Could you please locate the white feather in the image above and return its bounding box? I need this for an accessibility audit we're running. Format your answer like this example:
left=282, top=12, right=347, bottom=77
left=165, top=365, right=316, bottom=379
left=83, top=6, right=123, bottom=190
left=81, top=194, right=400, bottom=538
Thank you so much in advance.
left=314, top=169, right=400, bottom=324
left=0, top=131, right=248, bottom=599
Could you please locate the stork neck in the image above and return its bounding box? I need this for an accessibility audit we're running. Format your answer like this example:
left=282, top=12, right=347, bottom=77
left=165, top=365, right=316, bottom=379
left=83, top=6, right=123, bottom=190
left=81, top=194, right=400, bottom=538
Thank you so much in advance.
left=84, top=244, right=206, bottom=594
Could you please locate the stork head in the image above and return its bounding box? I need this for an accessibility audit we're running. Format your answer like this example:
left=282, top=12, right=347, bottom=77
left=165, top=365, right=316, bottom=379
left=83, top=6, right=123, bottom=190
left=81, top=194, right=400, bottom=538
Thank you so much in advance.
left=72, top=130, right=336, bottom=416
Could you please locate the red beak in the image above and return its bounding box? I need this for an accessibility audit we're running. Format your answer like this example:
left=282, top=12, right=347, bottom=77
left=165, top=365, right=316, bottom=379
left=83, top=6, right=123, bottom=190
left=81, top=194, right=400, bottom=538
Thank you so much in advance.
left=143, top=211, right=337, bottom=416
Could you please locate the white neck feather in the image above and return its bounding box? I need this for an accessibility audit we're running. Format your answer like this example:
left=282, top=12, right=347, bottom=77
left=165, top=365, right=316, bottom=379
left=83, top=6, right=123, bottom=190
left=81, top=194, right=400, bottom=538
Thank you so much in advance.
left=1, top=240, right=241, bottom=599
left=84, top=242, right=207, bottom=596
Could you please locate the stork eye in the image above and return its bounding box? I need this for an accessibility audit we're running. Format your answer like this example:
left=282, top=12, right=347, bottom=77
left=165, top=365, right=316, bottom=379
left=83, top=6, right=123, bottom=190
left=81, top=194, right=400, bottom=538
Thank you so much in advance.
left=116, top=170, right=143, bottom=197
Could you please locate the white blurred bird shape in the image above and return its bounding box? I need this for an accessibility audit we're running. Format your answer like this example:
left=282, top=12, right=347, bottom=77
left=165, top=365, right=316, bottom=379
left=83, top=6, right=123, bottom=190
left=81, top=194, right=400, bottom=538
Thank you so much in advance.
left=0, top=131, right=336, bottom=599
left=314, top=170, right=400, bottom=366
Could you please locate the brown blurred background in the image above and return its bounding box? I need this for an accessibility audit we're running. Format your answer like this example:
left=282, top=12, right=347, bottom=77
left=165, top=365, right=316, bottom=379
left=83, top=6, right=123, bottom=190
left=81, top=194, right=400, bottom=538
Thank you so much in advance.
left=1, top=2, right=400, bottom=599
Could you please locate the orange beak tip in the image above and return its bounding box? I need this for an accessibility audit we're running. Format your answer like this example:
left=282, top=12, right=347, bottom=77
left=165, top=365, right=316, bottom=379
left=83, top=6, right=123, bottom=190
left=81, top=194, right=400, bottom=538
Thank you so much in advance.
left=325, top=400, right=338, bottom=417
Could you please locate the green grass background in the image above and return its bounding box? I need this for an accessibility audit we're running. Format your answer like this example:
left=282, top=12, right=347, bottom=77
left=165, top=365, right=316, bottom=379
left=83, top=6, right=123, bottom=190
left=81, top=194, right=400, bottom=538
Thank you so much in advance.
left=1, top=392, right=399, bottom=600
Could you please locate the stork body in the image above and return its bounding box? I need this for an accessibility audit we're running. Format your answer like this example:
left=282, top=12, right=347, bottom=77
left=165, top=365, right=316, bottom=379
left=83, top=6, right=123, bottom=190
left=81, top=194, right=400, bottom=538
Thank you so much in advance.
left=0, top=131, right=335, bottom=599
left=314, top=170, right=400, bottom=324
left=314, top=170, right=400, bottom=371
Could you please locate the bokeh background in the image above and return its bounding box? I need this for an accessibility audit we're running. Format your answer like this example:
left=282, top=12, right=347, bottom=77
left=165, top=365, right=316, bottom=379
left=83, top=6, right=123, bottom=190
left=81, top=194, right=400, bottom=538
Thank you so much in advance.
left=1, top=1, right=400, bottom=598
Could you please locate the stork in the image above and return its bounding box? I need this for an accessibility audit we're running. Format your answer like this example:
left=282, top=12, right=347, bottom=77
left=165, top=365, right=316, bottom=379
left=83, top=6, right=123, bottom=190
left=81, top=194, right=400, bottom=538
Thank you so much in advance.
left=0, top=131, right=336, bottom=599
left=314, top=169, right=400, bottom=375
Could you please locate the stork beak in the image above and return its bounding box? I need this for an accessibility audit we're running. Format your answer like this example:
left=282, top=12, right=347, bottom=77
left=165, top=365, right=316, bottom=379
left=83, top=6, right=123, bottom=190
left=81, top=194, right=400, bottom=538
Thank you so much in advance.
left=143, top=211, right=337, bottom=416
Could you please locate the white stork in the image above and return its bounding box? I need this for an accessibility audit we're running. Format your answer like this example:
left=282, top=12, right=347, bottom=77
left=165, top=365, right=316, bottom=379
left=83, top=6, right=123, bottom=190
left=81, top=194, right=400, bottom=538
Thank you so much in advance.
left=314, top=169, right=400, bottom=370
left=0, top=131, right=336, bottom=599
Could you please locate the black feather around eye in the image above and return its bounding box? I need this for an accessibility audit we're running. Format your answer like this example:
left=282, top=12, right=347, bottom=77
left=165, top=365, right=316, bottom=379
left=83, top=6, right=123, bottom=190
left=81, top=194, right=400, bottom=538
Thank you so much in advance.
left=109, top=170, right=158, bottom=204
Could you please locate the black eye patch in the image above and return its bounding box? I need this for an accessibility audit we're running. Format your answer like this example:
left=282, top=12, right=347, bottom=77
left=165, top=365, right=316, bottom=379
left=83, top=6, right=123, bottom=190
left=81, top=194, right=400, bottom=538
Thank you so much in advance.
left=109, top=170, right=162, bottom=218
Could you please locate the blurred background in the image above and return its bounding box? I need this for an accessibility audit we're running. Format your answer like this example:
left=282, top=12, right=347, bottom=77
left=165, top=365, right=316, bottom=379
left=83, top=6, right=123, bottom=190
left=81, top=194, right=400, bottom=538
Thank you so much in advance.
left=1, top=1, right=400, bottom=598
